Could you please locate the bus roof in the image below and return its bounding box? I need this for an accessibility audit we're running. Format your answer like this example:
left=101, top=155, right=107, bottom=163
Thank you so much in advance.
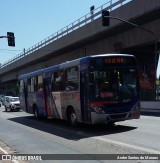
left=18, top=65, right=59, bottom=79
left=90, top=54, right=134, bottom=58
left=18, top=54, right=135, bottom=79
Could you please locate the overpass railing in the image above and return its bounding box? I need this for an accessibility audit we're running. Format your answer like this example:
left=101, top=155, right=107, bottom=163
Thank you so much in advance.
left=0, top=0, right=131, bottom=68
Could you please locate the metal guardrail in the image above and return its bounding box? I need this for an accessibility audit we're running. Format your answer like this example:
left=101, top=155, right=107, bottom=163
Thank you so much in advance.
left=0, top=0, right=131, bottom=68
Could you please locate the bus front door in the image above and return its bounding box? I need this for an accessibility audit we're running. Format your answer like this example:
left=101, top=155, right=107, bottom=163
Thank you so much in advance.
left=80, top=72, right=91, bottom=123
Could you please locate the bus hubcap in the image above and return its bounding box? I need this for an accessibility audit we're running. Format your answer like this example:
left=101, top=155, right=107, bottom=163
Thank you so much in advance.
left=70, top=113, right=77, bottom=124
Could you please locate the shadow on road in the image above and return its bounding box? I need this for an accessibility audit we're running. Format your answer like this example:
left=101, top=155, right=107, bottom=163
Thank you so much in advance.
left=8, top=115, right=137, bottom=141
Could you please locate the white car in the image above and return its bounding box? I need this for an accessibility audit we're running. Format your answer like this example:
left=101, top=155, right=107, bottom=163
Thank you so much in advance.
left=5, top=97, right=20, bottom=112
left=3, top=96, right=13, bottom=107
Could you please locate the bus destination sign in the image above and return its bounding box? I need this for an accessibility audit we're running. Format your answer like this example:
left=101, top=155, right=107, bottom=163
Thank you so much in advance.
left=104, top=57, right=125, bottom=64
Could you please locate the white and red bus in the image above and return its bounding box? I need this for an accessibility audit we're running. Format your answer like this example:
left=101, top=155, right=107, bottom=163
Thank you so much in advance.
left=19, top=54, right=140, bottom=125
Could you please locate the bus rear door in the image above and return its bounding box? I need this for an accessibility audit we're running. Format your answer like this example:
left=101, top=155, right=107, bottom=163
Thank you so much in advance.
left=43, top=78, right=60, bottom=119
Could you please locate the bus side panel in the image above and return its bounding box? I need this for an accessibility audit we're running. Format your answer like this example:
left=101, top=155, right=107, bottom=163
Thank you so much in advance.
left=51, top=92, right=63, bottom=119
left=43, top=78, right=60, bottom=118
left=36, top=91, right=47, bottom=117
left=63, top=91, right=81, bottom=122
left=27, top=92, right=47, bottom=116
left=52, top=91, right=81, bottom=122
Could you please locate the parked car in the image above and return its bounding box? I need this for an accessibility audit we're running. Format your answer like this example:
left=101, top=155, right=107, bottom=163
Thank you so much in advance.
left=3, top=96, right=13, bottom=107
left=5, top=96, right=20, bottom=112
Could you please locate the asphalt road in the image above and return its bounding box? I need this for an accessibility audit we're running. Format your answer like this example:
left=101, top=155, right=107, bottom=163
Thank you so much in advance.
left=0, top=105, right=160, bottom=163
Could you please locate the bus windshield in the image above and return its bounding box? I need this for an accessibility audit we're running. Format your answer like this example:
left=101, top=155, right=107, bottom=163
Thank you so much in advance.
left=90, top=68, right=138, bottom=101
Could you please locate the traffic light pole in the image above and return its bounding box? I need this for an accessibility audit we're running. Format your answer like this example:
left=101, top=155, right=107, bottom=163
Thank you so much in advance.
left=105, top=15, right=158, bottom=100
left=0, top=32, right=15, bottom=47
left=0, top=36, right=8, bottom=38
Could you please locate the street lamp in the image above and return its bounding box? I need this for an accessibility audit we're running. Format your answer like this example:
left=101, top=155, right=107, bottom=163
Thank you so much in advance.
left=90, top=5, right=95, bottom=21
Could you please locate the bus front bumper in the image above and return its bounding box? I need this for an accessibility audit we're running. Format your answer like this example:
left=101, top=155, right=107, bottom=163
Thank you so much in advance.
left=91, top=110, right=140, bottom=124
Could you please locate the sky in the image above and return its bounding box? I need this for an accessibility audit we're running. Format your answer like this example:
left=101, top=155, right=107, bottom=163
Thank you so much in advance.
left=0, top=0, right=160, bottom=77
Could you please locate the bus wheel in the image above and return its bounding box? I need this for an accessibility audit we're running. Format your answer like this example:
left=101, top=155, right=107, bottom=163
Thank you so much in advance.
left=69, top=110, right=77, bottom=126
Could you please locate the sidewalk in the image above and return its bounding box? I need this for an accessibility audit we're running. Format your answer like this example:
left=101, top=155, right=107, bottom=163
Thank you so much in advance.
left=0, top=140, right=15, bottom=163
left=0, top=140, right=28, bottom=163
left=141, top=101, right=160, bottom=117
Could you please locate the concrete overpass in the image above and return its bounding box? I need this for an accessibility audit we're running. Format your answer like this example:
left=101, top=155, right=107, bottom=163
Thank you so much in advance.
left=0, top=0, right=160, bottom=100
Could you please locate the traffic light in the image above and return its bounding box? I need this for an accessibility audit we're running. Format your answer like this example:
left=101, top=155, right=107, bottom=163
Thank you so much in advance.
left=7, top=32, right=15, bottom=46
left=102, top=10, right=110, bottom=26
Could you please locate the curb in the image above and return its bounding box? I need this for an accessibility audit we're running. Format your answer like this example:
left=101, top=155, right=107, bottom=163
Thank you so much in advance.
left=141, top=108, right=160, bottom=117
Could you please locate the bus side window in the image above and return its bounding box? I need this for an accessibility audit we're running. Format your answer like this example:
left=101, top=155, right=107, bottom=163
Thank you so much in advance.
left=27, top=78, right=31, bottom=93
left=66, top=66, right=79, bottom=91
left=52, top=70, right=66, bottom=91
left=52, top=72, right=58, bottom=91
left=31, top=77, right=38, bottom=92
left=38, top=75, right=43, bottom=91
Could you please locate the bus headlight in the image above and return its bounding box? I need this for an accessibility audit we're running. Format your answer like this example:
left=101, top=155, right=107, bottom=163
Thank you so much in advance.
left=131, top=103, right=140, bottom=111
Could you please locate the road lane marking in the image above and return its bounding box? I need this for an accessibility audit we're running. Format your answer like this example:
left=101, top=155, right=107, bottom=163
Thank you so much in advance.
left=77, top=131, right=160, bottom=154
left=0, top=146, right=8, bottom=154
left=0, top=146, right=20, bottom=163
left=93, top=137, right=160, bottom=154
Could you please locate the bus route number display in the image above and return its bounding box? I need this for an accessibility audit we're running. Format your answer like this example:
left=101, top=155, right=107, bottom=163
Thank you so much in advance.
left=104, top=57, right=125, bottom=64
